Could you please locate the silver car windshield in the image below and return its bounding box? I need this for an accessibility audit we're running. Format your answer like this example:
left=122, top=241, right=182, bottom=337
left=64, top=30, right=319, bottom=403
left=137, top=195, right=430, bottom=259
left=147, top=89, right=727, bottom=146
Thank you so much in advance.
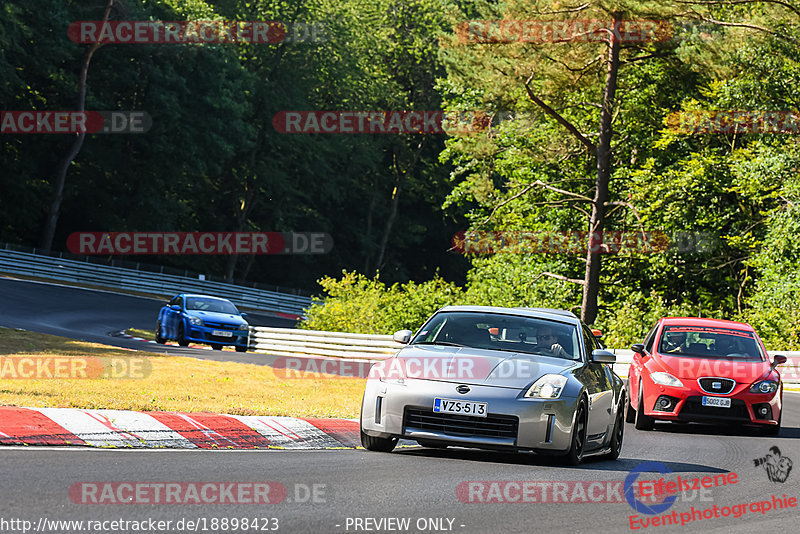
left=185, top=297, right=239, bottom=314
left=411, top=311, right=581, bottom=360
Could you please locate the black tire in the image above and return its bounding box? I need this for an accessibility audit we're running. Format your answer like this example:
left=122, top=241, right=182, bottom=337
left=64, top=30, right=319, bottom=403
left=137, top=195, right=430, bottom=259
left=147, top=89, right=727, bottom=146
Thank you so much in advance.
left=604, top=400, right=625, bottom=461
left=177, top=323, right=189, bottom=347
left=417, top=440, right=447, bottom=449
left=360, top=427, right=398, bottom=452
left=563, top=397, right=588, bottom=465
left=155, top=321, right=166, bottom=344
left=211, top=344, right=223, bottom=351
left=635, top=380, right=655, bottom=431
left=625, top=388, right=636, bottom=423
left=235, top=345, right=248, bottom=353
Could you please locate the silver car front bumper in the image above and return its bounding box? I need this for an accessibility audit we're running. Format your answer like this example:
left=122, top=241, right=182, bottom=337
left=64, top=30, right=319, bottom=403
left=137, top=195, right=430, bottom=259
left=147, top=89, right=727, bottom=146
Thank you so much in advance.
left=361, top=378, right=580, bottom=453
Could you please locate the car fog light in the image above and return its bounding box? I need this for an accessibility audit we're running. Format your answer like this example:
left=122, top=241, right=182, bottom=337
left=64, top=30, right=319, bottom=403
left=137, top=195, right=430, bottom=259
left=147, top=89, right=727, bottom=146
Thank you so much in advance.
left=655, top=395, right=674, bottom=411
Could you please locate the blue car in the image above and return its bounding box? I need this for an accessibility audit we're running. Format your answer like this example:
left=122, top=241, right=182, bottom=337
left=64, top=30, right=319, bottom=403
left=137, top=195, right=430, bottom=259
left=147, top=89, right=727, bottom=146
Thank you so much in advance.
left=156, top=294, right=250, bottom=351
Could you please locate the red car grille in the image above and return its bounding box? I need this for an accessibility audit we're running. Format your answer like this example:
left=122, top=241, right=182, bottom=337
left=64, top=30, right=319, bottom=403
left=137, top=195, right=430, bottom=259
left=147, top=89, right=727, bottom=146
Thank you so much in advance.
left=697, top=377, right=735, bottom=394
left=679, top=396, right=749, bottom=422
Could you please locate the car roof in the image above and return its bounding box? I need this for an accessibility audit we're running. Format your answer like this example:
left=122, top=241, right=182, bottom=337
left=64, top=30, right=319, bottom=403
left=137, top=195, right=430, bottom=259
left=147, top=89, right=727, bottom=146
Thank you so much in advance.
left=515, top=307, right=578, bottom=318
left=180, top=294, right=234, bottom=302
left=437, top=305, right=580, bottom=325
left=660, top=316, right=754, bottom=331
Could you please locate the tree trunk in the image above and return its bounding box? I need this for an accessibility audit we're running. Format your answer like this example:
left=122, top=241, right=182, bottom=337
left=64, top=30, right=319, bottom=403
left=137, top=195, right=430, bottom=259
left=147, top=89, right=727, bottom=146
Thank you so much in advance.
left=363, top=191, right=377, bottom=273
left=581, top=13, right=622, bottom=325
left=375, top=184, right=400, bottom=271
left=40, top=0, right=114, bottom=253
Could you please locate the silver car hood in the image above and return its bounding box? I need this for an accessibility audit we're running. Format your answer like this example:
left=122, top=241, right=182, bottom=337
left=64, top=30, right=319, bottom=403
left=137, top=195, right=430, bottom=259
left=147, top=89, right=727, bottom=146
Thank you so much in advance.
left=382, top=345, right=579, bottom=389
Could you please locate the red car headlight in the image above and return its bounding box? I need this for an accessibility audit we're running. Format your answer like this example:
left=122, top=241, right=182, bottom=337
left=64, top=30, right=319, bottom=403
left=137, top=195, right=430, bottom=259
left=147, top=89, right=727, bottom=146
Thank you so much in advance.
left=650, top=372, right=683, bottom=387
left=749, top=380, right=778, bottom=394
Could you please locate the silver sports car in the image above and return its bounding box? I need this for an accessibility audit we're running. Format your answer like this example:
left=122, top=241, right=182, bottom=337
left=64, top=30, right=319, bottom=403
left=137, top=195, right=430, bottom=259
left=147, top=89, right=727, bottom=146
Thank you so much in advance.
left=360, top=306, right=626, bottom=464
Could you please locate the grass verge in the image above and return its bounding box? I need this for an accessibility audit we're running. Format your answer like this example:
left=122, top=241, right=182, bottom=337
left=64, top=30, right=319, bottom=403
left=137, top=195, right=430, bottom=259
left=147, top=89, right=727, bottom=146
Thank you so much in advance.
left=0, top=327, right=365, bottom=418
left=127, top=328, right=155, bottom=339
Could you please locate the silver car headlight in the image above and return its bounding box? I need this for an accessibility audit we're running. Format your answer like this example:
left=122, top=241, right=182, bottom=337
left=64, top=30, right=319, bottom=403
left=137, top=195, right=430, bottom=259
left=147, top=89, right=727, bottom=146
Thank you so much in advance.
left=651, top=372, right=683, bottom=387
left=188, top=316, right=203, bottom=326
left=750, top=380, right=778, bottom=394
left=524, top=374, right=567, bottom=399
left=374, top=360, right=406, bottom=385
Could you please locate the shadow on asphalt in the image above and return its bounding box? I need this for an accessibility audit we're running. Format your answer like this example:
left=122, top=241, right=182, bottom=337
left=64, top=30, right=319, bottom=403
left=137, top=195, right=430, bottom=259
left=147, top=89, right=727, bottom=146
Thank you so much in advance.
left=393, top=446, right=728, bottom=473
left=648, top=421, right=799, bottom=439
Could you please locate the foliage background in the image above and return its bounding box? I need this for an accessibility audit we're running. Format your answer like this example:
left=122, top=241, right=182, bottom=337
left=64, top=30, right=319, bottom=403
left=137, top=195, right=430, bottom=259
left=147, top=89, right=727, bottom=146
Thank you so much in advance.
left=3, top=0, right=800, bottom=348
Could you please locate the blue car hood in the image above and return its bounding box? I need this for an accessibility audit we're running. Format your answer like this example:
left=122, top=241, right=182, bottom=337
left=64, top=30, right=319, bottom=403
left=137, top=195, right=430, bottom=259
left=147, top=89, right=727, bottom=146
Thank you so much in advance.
left=185, top=310, right=247, bottom=326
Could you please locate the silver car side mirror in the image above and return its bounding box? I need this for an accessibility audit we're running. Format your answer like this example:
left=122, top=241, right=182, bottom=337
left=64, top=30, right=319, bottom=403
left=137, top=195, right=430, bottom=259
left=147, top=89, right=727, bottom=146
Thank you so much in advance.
left=591, top=349, right=616, bottom=363
left=393, top=330, right=413, bottom=344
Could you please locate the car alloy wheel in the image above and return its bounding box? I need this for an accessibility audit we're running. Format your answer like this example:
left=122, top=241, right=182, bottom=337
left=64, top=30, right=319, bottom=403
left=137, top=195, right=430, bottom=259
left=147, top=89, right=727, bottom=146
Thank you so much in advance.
left=605, top=400, right=625, bottom=460
left=564, top=397, right=587, bottom=465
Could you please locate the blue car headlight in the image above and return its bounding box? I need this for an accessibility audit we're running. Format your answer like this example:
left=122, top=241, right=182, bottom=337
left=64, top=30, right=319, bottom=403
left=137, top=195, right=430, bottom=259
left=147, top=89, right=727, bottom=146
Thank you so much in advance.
left=237, top=324, right=249, bottom=331
left=188, top=316, right=203, bottom=326
left=750, top=380, right=778, bottom=394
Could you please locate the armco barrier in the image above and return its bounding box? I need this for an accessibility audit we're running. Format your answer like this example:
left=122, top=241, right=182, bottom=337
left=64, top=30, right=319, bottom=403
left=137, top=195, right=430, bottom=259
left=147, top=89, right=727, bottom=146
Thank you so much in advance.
left=250, top=327, right=399, bottom=359
left=248, top=329, right=800, bottom=384
left=0, top=247, right=313, bottom=316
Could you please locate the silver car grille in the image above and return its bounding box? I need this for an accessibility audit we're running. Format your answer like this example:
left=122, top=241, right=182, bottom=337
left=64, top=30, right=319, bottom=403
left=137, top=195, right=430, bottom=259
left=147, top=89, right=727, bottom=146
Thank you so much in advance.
left=404, top=408, right=518, bottom=439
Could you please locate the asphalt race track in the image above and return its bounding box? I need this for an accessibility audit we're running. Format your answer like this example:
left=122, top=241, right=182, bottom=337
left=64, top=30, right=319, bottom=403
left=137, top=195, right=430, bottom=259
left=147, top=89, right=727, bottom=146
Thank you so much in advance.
left=0, top=276, right=296, bottom=363
left=1, top=276, right=799, bottom=533
left=0, top=407, right=798, bottom=534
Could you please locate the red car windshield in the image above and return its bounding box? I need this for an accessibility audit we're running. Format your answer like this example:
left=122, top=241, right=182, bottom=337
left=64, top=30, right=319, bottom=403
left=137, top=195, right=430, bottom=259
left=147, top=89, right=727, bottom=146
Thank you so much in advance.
left=658, top=325, right=764, bottom=360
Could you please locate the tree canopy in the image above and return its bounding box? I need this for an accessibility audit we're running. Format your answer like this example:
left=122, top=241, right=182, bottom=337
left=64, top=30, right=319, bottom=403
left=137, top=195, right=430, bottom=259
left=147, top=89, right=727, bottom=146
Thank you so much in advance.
left=3, top=0, right=800, bottom=347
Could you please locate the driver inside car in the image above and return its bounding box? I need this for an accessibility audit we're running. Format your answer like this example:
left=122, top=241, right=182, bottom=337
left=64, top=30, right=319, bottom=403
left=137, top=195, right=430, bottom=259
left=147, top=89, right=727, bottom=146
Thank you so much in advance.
left=534, top=327, right=570, bottom=358
left=663, top=330, right=688, bottom=353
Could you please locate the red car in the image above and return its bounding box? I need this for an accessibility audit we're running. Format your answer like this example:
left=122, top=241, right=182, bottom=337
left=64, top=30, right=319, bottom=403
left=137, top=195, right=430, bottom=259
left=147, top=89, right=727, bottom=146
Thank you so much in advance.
left=626, top=317, right=785, bottom=435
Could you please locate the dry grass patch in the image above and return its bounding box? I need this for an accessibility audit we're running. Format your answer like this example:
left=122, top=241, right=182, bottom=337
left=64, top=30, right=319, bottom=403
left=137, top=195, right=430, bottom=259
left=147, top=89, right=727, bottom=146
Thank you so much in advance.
left=127, top=328, right=155, bottom=339
left=0, top=328, right=365, bottom=418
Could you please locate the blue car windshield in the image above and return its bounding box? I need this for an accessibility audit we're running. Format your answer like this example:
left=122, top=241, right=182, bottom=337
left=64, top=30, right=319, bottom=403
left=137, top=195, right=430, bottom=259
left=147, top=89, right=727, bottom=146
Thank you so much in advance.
left=411, top=311, right=581, bottom=360
left=185, top=297, right=239, bottom=314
